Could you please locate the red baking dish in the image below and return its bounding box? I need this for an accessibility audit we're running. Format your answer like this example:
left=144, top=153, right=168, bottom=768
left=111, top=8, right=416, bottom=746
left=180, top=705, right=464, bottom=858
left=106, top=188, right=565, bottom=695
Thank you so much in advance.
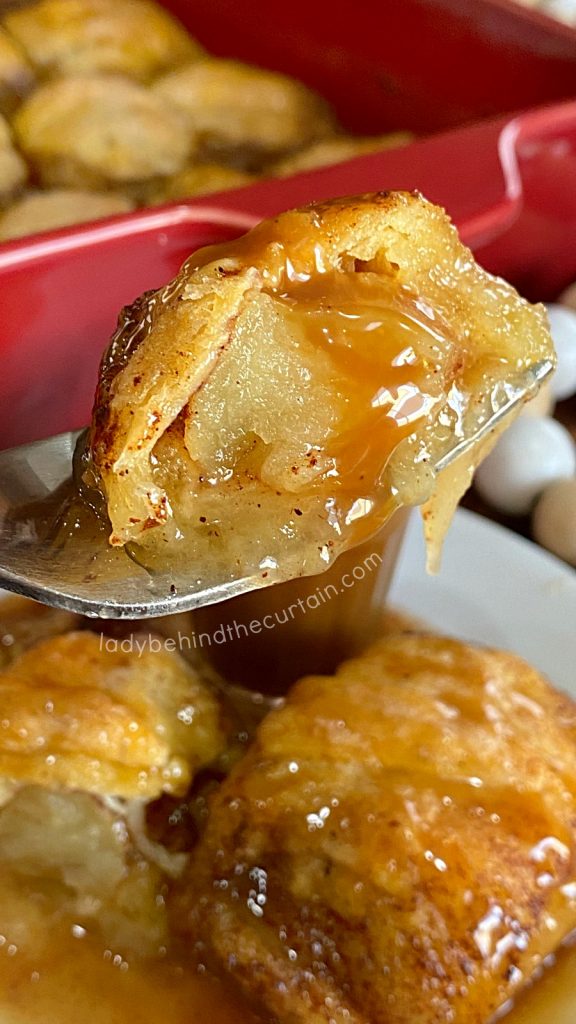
left=1, top=99, right=576, bottom=450
left=2, top=0, right=576, bottom=448
left=164, top=0, right=576, bottom=134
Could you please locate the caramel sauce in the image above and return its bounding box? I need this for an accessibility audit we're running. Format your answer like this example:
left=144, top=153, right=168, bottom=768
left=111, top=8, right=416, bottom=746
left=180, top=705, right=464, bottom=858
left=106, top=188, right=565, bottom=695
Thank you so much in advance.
left=0, top=918, right=259, bottom=1024
left=0, top=853, right=572, bottom=1024
left=0, top=598, right=573, bottom=1022
left=502, top=940, right=576, bottom=1023
left=275, top=270, right=450, bottom=497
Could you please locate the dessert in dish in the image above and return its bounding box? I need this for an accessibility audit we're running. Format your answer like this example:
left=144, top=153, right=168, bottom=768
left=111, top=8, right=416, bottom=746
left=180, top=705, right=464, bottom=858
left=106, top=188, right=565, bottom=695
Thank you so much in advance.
left=0, top=594, right=260, bottom=1023
left=88, top=191, right=553, bottom=587
left=0, top=0, right=409, bottom=239
left=0, top=598, right=574, bottom=1024
left=0, top=595, right=241, bottom=1017
left=0, top=138, right=563, bottom=1024
left=182, top=633, right=576, bottom=1024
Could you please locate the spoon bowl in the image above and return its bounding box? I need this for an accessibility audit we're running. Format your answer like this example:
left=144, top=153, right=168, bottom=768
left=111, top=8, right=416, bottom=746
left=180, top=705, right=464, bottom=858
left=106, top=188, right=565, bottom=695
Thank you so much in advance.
left=0, top=357, right=553, bottom=620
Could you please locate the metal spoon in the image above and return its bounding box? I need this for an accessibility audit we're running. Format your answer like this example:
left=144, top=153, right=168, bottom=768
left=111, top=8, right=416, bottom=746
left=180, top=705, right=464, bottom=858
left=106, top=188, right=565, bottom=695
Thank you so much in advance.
left=0, top=358, right=553, bottom=620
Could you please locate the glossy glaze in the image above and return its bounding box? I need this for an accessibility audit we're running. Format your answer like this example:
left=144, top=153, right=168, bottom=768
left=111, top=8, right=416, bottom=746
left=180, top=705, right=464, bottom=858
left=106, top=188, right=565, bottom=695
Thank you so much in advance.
left=0, top=600, right=575, bottom=1022
left=181, top=633, right=576, bottom=1024
left=90, top=195, right=552, bottom=598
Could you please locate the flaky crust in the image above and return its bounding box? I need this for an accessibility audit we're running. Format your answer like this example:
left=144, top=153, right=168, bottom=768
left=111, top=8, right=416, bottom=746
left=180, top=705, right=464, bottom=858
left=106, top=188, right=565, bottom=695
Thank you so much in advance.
left=179, top=634, right=576, bottom=1024
left=90, top=192, right=552, bottom=576
left=0, top=631, right=227, bottom=798
left=13, top=74, right=192, bottom=188
left=4, top=0, right=200, bottom=81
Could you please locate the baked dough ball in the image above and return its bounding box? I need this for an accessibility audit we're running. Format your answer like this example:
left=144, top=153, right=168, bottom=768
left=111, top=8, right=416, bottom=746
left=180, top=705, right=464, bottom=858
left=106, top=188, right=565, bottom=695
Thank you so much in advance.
left=0, top=25, right=35, bottom=116
left=3, top=0, right=201, bottom=82
left=0, top=186, right=134, bottom=240
left=153, top=58, right=336, bottom=168
left=0, top=112, right=27, bottom=203
left=13, top=74, right=192, bottom=189
left=89, top=192, right=552, bottom=587
left=0, top=631, right=227, bottom=799
left=180, top=633, right=576, bottom=1024
left=271, top=131, right=412, bottom=176
left=151, top=163, right=255, bottom=203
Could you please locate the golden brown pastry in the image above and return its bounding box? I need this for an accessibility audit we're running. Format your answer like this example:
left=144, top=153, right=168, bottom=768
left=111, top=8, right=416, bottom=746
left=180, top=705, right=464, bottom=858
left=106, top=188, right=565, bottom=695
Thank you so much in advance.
left=0, top=111, right=27, bottom=202
left=13, top=74, right=192, bottom=190
left=3, top=0, right=201, bottom=82
left=151, top=162, right=255, bottom=203
left=270, top=132, right=412, bottom=176
left=179, top=633, right=576, bottom=1024
left=0, top=25, right=35, bottom=116
left=0, top=186, right=134, bottom=239
left=153, top=58, right=336, bottom=168
left=89, top=192, right=552, bottom=588
left=0, top=630, right=227, bottom=798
